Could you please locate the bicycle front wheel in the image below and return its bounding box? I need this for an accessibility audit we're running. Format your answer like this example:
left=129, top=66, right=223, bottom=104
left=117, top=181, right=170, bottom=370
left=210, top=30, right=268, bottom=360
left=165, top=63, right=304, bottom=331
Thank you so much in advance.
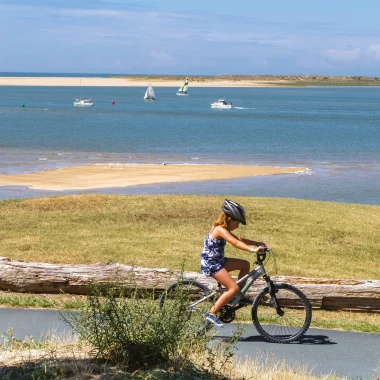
left=252, top=283, right=312, bottom=343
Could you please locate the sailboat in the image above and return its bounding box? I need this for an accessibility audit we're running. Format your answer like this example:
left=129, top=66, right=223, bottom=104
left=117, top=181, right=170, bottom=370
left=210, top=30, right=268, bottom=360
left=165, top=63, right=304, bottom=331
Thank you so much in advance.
left=176, top=77, right=189, bottom=96
left=144, top=83, right=156, bottom=100
left=73, top=79, right=93, bottom=107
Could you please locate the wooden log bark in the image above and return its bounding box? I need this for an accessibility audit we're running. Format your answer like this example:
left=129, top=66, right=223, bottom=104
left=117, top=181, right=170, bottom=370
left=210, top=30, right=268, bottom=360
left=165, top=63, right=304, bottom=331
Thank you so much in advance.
left=0, top=257, right=379, bottom=313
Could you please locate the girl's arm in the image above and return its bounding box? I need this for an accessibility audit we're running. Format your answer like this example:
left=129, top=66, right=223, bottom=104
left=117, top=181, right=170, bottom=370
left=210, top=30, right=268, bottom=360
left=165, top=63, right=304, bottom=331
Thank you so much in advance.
left=213, top=227, right=264, bottom=253
left=236, top=235, right=265, bottom=247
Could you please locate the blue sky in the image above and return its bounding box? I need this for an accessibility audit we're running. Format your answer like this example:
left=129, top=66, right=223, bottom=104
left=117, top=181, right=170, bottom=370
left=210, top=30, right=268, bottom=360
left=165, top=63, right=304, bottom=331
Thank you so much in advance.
left=1, top=0, right=380, bottom=75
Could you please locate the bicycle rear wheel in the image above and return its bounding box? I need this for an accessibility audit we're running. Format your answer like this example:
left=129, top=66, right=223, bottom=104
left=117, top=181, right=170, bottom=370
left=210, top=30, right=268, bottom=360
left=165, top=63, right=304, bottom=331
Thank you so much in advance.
left=159, top=280, right=214, bottom=335
left=252, top=283, right=312, bottom=343
left=159, top=280, right=211, bottom=308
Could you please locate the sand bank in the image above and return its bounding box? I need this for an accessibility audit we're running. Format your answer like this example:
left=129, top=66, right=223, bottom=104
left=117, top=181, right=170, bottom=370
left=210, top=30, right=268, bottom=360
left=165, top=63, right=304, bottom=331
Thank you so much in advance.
left=0, top=77, right=279, bottom=87
left=0, top=163, right=306, bottom=191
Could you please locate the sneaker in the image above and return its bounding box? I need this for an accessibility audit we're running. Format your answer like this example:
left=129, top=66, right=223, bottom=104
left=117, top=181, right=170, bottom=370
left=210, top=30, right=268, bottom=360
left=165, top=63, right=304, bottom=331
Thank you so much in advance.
left=205, top=313, right=224, bottom=327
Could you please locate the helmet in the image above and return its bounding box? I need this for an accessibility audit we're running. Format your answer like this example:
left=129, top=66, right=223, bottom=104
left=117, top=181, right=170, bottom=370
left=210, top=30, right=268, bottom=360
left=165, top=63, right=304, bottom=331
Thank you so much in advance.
left=222, top=199, right=246, bottom=225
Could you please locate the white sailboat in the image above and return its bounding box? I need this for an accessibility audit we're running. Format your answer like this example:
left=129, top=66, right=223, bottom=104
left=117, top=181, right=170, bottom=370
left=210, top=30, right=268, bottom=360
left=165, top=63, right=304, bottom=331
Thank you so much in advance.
left=73, top=79, right=93, bottom=107
left=176, top=77, right=189, bottom=96
left=144, top=83, right=156, bottom=100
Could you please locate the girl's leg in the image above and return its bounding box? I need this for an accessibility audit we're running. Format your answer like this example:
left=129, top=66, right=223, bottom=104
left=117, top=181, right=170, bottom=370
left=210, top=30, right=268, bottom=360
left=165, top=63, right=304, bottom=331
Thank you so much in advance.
left=223, top=258, right=250, bottom=288
left=209, top=268, right=239, bottom=315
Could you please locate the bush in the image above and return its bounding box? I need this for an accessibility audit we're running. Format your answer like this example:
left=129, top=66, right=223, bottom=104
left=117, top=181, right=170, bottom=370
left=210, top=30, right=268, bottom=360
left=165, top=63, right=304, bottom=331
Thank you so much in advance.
left=64, top=282, right=216, bottom=371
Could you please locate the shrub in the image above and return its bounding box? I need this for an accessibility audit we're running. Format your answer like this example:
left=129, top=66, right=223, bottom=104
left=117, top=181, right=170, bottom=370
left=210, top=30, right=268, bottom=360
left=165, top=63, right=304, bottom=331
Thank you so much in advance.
left=64, top=282, right=215, bottom=371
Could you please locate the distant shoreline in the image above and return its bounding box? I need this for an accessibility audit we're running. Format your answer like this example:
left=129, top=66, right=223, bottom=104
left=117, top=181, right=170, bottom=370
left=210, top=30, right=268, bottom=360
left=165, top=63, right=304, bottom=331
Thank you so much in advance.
left=1, top=75, right=380, bottom=87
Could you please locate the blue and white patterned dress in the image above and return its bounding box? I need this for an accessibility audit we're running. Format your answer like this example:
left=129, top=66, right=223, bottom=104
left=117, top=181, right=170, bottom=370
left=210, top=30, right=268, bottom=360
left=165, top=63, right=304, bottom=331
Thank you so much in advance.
left=201, top=233, right=227, bottom=277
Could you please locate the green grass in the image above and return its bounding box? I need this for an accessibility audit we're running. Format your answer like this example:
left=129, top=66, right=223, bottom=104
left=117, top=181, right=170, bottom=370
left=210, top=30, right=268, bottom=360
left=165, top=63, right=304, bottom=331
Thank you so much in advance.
left=0, top=194, right=379, bottom=336
left=1, top=194, right=379, bottom=280
left=0, top=291, right=87, bottom=309
left=1, top=290, right=379, bottom=334
left=235, top=306, right=380, bottom=334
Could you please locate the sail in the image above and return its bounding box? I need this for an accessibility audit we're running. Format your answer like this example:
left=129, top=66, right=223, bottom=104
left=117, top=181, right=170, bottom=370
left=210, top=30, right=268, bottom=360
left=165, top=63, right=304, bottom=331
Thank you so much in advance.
left=144, top=83, right=155, bottom=100
left=148, top=84, right=155, bottom=99
left=177, top=78, right=189, bottom=94
left=176, top=77, right=189, bottom=95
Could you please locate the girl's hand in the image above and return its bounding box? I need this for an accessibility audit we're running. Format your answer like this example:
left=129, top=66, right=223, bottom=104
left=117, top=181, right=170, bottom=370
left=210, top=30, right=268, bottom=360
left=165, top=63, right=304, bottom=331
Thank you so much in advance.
left=256, top=245, right=267, bottom=253
left=249, top=245, right=267, bottom=253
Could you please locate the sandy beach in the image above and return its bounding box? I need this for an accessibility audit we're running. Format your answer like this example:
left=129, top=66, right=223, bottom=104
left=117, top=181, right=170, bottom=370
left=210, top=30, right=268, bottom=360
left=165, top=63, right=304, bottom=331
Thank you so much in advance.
left=0, top=164, right=306, bottom=191
left=1, top=75, right=379, bottom=87
left=0, top=77, right=280, bottom=87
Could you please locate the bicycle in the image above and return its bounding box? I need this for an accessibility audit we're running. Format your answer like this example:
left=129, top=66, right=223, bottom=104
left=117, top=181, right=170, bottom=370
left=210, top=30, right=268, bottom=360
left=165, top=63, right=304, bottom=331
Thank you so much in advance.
left=159, top=248, right=312, bottom=343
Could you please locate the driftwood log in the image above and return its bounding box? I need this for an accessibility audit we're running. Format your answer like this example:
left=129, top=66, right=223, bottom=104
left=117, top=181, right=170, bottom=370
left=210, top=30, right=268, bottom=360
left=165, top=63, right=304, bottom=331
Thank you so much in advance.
left=0, top=256, right=379, bottom=313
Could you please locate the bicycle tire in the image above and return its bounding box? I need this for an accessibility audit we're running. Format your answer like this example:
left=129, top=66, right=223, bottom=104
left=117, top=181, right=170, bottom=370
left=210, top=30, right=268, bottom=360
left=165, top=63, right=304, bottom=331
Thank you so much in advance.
left=252, top=283, right=312, bottom=343
left=159, top=280, right=213, bottom=335
left=159, top=280, right=211, bottom=311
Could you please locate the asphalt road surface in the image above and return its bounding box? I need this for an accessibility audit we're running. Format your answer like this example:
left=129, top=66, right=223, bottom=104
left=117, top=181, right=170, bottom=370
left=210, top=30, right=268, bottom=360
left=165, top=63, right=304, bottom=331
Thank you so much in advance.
left=0, top=308, right=379, bottom=379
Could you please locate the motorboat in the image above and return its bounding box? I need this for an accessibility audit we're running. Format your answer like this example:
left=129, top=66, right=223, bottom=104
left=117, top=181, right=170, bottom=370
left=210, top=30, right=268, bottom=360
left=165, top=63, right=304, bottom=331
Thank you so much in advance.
left=210, top=99, right=233, bottom=109
left=73, top=99, right=94, bottom=107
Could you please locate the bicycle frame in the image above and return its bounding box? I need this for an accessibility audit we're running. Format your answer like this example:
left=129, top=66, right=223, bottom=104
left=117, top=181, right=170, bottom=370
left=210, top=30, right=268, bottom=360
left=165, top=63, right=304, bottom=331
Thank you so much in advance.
left=163, top=249, right=312, bottom=343
left=189, top=260, right=267, bottom=310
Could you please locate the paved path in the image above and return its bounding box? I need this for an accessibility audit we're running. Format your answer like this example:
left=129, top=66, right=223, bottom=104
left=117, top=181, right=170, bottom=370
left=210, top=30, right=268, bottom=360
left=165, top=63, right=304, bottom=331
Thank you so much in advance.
left=217, top=324, right=380, bottom=379
left=1, top=308, right=379, bottom=379
left=0, top=308, right=72, bottom=340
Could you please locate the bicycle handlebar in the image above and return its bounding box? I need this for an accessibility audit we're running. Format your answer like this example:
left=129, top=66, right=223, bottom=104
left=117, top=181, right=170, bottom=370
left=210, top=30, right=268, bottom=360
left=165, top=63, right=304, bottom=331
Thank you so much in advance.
left=255, top=246, right=270, bottom=262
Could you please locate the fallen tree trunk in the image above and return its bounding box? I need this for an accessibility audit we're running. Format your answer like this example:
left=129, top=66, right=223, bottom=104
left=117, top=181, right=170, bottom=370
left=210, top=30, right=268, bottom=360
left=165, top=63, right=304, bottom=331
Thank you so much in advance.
left=0, top=257, right=379, bottom=313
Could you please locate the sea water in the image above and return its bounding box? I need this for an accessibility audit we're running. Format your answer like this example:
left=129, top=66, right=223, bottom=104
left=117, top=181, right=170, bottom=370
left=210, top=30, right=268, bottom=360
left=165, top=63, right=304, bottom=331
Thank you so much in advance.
left=0, top=85, right=379, bottom=204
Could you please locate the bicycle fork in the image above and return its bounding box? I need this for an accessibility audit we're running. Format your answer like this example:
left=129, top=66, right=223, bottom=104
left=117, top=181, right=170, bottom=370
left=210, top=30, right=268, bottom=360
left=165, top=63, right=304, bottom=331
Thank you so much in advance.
left=264, top=274, right=284, bottom=316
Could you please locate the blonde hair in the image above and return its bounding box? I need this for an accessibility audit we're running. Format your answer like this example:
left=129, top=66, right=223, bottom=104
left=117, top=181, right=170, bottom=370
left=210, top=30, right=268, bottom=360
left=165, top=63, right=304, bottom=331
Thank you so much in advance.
left=213, top=212, right=232, bottom=228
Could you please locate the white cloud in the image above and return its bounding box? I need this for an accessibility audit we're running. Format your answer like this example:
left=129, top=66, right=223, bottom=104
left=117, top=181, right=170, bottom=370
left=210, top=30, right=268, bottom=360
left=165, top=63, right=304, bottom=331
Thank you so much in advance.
left=205, top=31, right=296, bottom=47
left=149, top=51, right=176, bottom=67
left=368, top=44, right=380, bottom=60
left=323, top=48, right=361, bottom=61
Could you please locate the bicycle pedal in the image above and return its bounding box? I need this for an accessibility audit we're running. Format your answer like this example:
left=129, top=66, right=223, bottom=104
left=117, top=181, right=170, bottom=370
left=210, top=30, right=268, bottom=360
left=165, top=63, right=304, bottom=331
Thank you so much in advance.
left=230, top=298, right=240, bottom=307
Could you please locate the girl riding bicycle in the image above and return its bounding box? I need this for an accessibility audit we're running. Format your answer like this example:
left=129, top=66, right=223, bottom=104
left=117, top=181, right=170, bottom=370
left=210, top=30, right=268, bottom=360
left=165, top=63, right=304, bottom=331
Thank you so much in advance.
left=201, top=199, right=266, bottom=326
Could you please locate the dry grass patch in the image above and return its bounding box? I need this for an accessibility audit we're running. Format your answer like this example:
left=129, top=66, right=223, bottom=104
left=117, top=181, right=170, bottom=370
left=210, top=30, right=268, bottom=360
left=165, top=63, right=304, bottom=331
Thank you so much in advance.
left=1, top=194, right=379, bottom=279
left=0, top=336, right=342, bottom=380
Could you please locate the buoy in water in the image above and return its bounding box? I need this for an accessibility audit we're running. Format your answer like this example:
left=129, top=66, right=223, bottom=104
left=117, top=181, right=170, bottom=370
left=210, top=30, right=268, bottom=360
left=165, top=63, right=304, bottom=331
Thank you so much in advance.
left=21, top=104, right=25, bottom=107
left=112, top=101, right=115, bottom=105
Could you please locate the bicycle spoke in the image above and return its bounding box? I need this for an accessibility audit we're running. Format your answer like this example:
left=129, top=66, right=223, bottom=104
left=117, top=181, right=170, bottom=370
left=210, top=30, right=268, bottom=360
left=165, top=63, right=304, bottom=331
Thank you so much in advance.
left=252, top=283, right=312, bottom=343
left=159, top=281, right=216, bottom=335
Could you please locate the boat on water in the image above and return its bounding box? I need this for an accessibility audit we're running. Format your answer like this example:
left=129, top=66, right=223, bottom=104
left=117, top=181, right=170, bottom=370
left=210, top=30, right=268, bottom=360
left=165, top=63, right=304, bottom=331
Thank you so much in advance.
left=74, top=99, right=94, bottom=107
left=73, top=79, right=93, bottom=107
left=176, top=77, right=189, bottom=96
left=210, top=99, right=233, bottom=109
left=144, top=83, right=156, bottom=100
